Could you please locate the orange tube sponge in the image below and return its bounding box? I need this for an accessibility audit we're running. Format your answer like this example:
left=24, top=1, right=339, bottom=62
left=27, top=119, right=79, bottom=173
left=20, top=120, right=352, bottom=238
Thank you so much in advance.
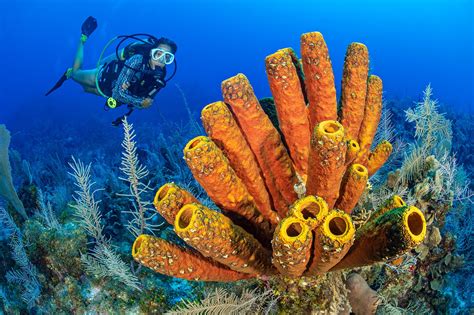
left=265, top=48, right=310, bottom=177
left=175, top=203, right=274, bottom=276
left=305, top=210, right=355, bottom=275
left=367, top=140, right=392, bottom=176
left=132, top=234, right=253, bottom=282
left=272, top=217, right=312, bottom=277
left=356, top=75, right=383, bottom=165
left=345, top=139, right=360, bottom=166
left=335, top=164, right=369, bottom=214
left=306, top=120, right=347, bottom=208
left=300, top=32, right=338, bottom=130
left=222, top=74, right=298, bottom=217
left=331, top=205, right=426, bottom=271
left=153, top=183, right=197, bottom=225
left=183, top=136, right=271, bottom=239
left=340, top=43, right=369, bottom=140
left=368, top=195, right=406, bottom=222
left=288, top=195, right=328, bottom=229
left=201, top=101, right=279, bottom=226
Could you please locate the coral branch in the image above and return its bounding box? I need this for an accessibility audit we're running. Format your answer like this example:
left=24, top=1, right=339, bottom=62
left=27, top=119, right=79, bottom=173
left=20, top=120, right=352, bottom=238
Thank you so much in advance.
left=119, top=117, right=158, bottom=237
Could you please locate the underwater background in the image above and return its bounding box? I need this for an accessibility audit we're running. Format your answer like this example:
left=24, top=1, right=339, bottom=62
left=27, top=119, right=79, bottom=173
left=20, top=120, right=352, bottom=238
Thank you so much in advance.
left=0, top=0, right=473, bottom=314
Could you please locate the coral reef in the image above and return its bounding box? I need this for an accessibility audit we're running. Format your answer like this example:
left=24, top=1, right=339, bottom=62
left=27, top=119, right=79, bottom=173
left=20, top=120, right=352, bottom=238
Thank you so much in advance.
left=352, top=86, right=473, bottom=314
left=1, top=29, right=471, bottom=314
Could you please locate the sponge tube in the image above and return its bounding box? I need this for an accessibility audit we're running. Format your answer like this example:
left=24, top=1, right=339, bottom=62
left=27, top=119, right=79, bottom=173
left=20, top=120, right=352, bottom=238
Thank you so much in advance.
left=132, top=234, right=253, bottom=282
left=266, top=48, right=311, bottom=178
left=175, top=203, right=275, bottom=276
left=331, top=205, right=426, bottom=271
left=201, top=101, right=279, bottom=226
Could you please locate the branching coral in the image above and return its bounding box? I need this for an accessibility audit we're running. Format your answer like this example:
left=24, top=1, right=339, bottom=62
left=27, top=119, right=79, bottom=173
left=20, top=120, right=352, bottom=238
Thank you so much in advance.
left=405, top=85, right=452, bottom=154
left=68, top=157, right=141, bottom=290
left=132, top=31, right=427, bottom=311
left=353, top=85, right=473, bottom=313
left=35, top=189, right=60, bottom=230
left=119, top=117, right=162, bottom=237
left=0, top=206, right=40, bottom=309
left=166, top=287, right=276, bottom=315
left=397, top=85, right=453, bottom=188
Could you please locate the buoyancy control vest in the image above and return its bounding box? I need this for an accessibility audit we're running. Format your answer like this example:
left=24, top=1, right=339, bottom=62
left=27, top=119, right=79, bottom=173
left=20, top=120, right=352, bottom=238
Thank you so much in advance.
left=97, top=51, right=166, bottom=103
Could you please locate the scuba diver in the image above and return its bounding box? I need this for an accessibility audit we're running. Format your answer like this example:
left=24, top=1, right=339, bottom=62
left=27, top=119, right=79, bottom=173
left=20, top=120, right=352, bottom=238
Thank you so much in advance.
left=46, top=16, right=178, bottom=126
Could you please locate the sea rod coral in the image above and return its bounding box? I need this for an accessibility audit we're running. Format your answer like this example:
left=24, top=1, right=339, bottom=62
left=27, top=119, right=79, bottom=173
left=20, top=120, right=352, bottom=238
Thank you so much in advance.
left=131, top=31, right=427, bottom=298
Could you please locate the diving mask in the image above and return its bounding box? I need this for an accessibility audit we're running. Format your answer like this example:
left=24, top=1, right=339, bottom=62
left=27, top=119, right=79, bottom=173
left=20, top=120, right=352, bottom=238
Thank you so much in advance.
left=151, top=47, right=174, bottom=65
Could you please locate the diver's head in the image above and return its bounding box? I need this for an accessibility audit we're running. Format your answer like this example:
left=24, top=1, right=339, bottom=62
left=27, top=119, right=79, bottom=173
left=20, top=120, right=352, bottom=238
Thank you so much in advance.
left=150, top=37, right=177, bottom=69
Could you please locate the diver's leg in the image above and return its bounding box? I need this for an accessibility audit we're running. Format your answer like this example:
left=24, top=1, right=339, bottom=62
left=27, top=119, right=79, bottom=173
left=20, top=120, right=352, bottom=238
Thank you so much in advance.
left=72, top=37, right=87, bottom=71
left=83, top=86, right=100, bottom=96
left=71, top=69, right=99, bottom=94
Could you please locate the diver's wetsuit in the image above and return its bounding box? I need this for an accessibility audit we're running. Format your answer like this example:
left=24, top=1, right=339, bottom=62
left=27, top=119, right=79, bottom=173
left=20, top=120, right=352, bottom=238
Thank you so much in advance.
left=97, top=54, right=165, bottom=108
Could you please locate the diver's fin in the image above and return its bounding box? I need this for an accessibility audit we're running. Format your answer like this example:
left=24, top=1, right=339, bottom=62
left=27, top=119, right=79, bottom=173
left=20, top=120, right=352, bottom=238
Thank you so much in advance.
left=81, top=16, right=97, bottom=37
left=45, top=68, right=72, bottom=96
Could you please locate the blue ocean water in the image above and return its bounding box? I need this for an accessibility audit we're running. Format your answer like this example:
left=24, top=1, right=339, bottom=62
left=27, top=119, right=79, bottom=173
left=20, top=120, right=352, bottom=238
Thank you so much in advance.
left=0, top=0, right=473, bottom=313
left=1, top=0, right=472, bottom=130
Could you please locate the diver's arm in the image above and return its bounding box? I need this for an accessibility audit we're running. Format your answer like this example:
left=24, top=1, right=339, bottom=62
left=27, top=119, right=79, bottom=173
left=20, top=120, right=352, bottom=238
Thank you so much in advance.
left=112, top=54, right=146, bottom=108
